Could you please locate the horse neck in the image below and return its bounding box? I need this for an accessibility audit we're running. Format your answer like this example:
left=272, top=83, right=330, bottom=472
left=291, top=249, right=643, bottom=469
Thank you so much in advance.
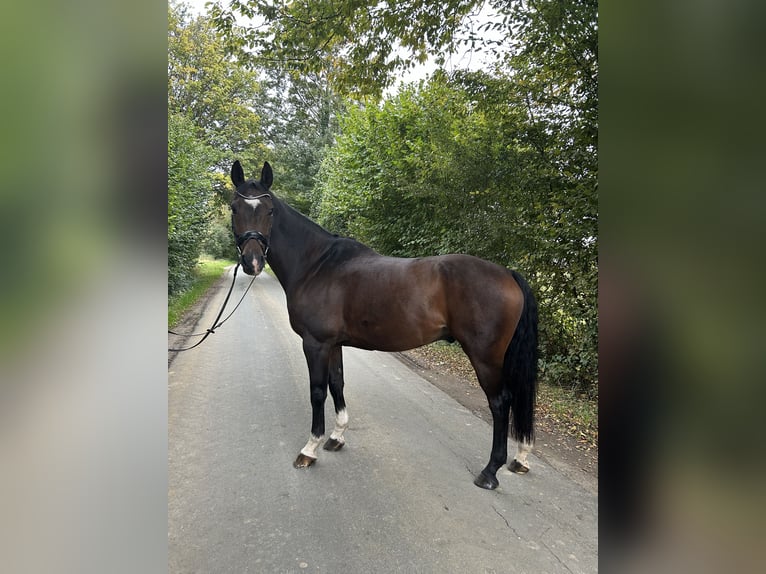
left=267, top=197, right=335, bottom=291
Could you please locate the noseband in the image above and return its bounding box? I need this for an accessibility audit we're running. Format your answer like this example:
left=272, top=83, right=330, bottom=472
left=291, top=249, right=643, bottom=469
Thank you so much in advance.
left=234, top=192, right=273, bottom=257
left=235, top=229, right=270, bottom=257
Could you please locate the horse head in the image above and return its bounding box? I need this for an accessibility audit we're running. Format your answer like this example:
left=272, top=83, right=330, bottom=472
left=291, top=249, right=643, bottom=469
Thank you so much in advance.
left=230, top=160, right=274, bottom=276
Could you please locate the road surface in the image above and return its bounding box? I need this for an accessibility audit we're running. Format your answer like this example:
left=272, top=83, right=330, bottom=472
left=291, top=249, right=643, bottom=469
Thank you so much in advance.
left=169, top=268, right=597, bottom=573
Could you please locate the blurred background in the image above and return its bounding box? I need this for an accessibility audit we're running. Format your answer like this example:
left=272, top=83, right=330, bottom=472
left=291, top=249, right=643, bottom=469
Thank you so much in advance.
left=0, top=1, right=167, bottom=572
left=600, top=0, right=766, bottom=571
left=0, top=0, right=764, bottom=572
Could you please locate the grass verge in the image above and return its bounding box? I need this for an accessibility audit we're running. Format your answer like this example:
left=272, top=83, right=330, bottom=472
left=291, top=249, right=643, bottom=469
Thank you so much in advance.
left=168, top=258, right=235, bottom=328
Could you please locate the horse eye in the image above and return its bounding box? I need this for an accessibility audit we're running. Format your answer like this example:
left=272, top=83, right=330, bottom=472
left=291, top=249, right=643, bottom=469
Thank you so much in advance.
left=268, top=208, right=274, bottom=216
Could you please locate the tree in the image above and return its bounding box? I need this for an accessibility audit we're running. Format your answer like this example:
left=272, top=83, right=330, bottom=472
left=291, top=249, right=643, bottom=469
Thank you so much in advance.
left=210, top=0, right=481, bottom=97
left=257, top=69, right=345, bottom=214
left=168, top=2, right=272, bottom=292
left=210, top=0, right=596, bottom=102
left=168, top=2, right=266, bottom=177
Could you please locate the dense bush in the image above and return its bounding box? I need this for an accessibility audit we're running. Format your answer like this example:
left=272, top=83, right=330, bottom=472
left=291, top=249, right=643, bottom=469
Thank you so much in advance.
left=168, top=112, right=217, bottom=295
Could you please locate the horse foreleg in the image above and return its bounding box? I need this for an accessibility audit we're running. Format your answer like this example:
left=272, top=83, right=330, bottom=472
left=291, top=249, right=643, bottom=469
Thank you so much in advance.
left=294, top=339, right=331, bottom=468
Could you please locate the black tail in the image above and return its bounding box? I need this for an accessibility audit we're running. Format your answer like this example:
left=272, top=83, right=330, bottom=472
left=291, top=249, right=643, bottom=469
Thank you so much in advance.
left=505, top=270, right=539, bottom=443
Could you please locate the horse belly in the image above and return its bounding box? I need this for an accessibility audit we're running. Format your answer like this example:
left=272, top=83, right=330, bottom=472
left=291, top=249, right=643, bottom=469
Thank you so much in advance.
left=345, top=322, right=445, bottom=352
left=343, top=293, right=447, bottom=352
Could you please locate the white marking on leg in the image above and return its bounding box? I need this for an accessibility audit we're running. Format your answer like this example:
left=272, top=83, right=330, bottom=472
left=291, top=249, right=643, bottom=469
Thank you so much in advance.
left=514, top=439, right=533, bottom=467
left=329, top=408, right=349, bottom=444
left=300, top=434, right=324, bottom=459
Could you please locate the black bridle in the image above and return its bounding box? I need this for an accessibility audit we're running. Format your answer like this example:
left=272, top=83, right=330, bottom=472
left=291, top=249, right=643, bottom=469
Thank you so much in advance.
left=233, top=192, right=273, bottom=258
left=235, top=230, right=270, bottom=257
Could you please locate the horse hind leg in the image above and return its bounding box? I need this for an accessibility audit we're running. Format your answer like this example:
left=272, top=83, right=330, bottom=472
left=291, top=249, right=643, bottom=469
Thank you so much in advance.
left=509, top=439, right=533, bottom=474
left=470, top=357, right=511, bottom=490
left=324, top=346, right=348, bottom=452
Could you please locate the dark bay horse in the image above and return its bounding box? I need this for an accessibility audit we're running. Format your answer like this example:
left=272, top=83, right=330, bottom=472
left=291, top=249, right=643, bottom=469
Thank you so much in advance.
left=230, top=160, right=538, bottom=490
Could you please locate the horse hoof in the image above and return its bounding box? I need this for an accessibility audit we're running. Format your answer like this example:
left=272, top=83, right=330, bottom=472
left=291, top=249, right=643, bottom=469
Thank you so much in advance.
left=293, top=453, right=317, bottom=468
left=323, top=437, right=345, bottom=451
left=473, top=472, right=499, bottom=490
left=509, top=459, right=529, bottom=474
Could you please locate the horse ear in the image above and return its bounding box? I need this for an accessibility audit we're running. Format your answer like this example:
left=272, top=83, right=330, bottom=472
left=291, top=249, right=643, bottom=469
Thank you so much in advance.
left=231, top=161, right=245, bottom=188
left=260, top=161, right=273, bottom=190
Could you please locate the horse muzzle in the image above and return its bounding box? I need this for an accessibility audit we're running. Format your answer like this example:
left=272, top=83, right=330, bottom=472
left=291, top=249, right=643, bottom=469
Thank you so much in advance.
left=235, top=230, right=270, bottom=276
left=240, top=253, right=265, bottom=276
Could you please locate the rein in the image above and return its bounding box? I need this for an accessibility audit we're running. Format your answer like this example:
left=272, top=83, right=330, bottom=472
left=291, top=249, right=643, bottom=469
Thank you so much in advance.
left=168, top=262, right=256, bottom=352
left=168, top=191, right=273, bottom=352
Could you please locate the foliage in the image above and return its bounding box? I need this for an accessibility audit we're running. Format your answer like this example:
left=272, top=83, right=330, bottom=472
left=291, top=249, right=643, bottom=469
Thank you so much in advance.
left=210, top=0, right=479, bottom=97
left=257, top=70, right=345, bottom=214
left=201, top=211, right=238, bottom=260
left=168, top=112, right=219, bottom=295
left=168, top=2, right=268, bottom=295
left=497, top=0, right=598, bottom=395
left=211, top=0, right=597, bottom=101
left=314, top=77, right=493, bottom=256
left=168, top=2, right=266, bottom=177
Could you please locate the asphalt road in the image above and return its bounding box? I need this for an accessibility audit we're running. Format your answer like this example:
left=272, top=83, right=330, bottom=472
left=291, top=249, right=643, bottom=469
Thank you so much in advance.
left=169, top=268, right=597, bottom=573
